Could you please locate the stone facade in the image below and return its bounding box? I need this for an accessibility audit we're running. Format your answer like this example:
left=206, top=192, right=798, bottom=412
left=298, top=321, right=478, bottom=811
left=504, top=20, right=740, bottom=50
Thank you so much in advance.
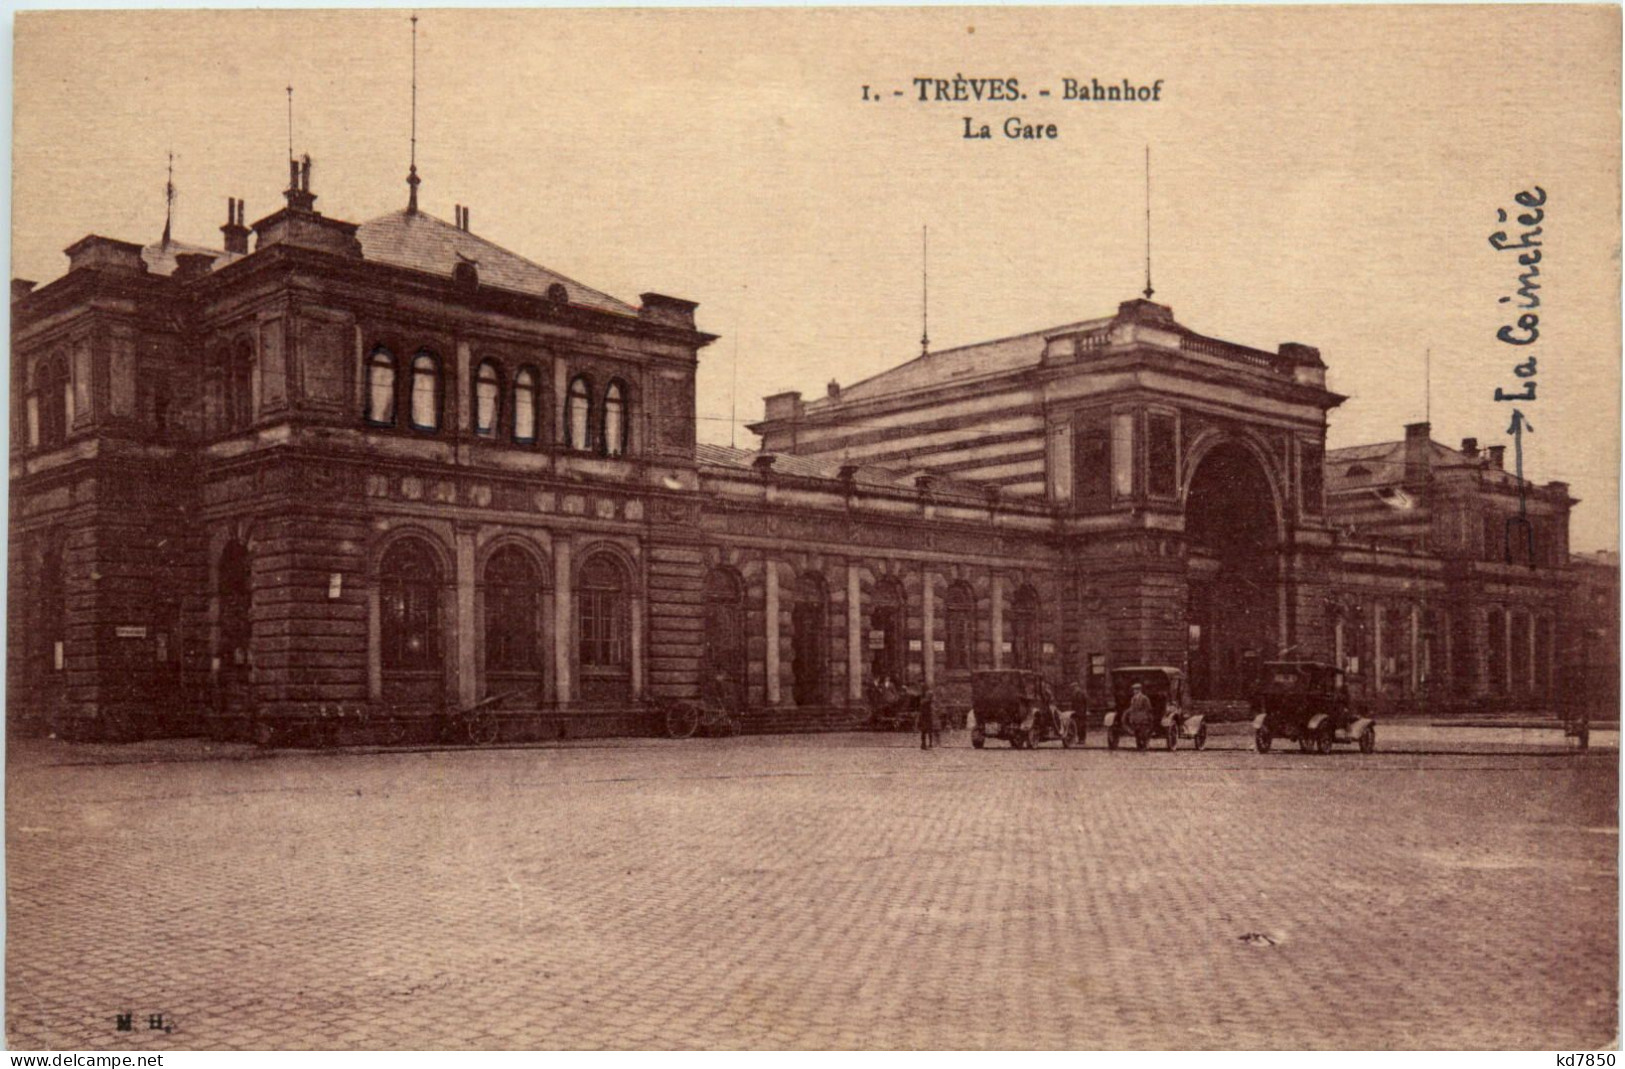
left=9, top=170, right=1609, bottom=741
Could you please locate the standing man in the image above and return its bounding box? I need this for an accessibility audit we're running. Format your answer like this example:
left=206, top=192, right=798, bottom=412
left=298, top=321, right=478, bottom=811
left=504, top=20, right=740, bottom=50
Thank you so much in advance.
left=918, top=685, right=938, bottom=750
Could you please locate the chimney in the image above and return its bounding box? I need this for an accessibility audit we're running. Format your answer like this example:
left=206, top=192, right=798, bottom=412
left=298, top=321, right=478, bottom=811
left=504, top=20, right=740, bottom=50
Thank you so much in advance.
left=914, top=473, right=936, bottom=493
left=1403, top=421, right=1431, bottom=488
left=752, top=453, right=777, bottom=473
left=1487, top=445, right=1506, bottom=469
left=11, top=279, right=36, bottom=302
left=453, top=205, right=471, bottom=232
left=1460, top=437, right=1479, bottom=458
left=220, top=198, right=250, bottom=255
left=285, top=154, right=317, bottom=212
left=827, top=380, right=841, bottom=400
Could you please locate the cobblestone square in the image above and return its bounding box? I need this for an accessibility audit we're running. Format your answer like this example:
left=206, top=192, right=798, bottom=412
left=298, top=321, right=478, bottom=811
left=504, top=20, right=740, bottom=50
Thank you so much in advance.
left=5, top=726, right=1617, bottom=1050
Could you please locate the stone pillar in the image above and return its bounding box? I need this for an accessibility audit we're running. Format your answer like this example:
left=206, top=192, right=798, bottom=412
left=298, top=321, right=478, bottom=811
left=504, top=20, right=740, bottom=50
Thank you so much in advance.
left=1521, top=610, right=1534, bottom=685
left=1410, top=606, right=1421, bottom=694
left=1334, top=618, right=1345, bottom=673
left=367, top=573, right=383, bottom=702
left=847, top=564, right=863, bottom=701
left=922, top=575, right=936, bottom=687
left=455, top=340, right=472, bottom=437
left=1504, top=609, right=1514, bottom=696
left=764, top=562, right=781, bottom=704
left=554, top=539, right=573, bottom=704
left=992, top=574, right=1006, bottom=668
left=1373, top=601, right=1384, bottom=693
left=630, top=585, right=645, bottom=699
left=455, top=528, right=477, bottom=708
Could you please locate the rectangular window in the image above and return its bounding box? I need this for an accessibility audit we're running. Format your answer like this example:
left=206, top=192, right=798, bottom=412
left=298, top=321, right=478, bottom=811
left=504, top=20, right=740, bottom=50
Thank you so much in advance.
left=1073, top=416, right=1110, bottom=508
left=1300, top=442, right=1325, bottom=515
left=1147, top=413, right=1177, bottom=498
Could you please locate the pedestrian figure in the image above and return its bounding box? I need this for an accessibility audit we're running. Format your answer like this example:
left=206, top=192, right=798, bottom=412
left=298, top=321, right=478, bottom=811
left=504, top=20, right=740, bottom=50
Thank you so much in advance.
left=918, top=686, right=938, bottom=750
left=1126, top=681, right=1154, bottom=743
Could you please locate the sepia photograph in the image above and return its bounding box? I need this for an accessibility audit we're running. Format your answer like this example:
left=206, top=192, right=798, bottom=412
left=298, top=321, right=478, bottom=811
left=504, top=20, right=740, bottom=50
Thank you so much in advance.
left=5, top=3, right=1621, bottom=1052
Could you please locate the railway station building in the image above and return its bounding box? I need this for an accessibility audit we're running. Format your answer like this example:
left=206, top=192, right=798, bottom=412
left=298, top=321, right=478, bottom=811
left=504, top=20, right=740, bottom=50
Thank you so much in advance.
left=8, top=164, right=1599, bottom=740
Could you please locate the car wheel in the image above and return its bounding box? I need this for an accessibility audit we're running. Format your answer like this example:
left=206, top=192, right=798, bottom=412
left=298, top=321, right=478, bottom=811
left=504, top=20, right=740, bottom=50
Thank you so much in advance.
left=1578, top=724, right=1590, bottom=751
left=1166, top=724, right=1178, bottom=751
left=1298, top=733, right=1315, bottom=754
left=1194, top=725, right=1208, bottom=751
left=1061, top=720, right=1077, bottom=749
left=1359, top=726, right=1375, bottom=754
left=1134, top=729, right=1149, bottom=751
left=971, top=729, right=985, bottom=749
left=466, top=711, right=500, bottom=746
left=1107, top=726, right=1120, bottom=750
left=1317, top=730, right=1334, bottom=755
left=1255, top=728, right=1271, bottom=754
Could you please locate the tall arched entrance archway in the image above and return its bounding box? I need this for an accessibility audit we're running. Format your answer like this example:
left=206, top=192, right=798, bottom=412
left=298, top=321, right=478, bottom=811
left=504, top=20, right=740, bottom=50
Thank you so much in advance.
left=1185, top=441, right=1280, bottom=700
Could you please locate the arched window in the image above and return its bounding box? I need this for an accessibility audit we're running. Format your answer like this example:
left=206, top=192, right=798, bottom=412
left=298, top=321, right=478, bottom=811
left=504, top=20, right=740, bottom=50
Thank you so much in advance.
left=33, top=356, right=69, bottom=448
left=870, top=577, right=906, bottom=683
left=791, top=572, right=829, bottom=706
left=579, top=555, right=629, bottom=669
left=484, top=545, right=541, bottom=677
left=410, top=351, right=441, bottom=432
left=473, top=359, right=501, bottom=438
left=365, top=347, right=397, bottom=426
left=602, top=379, right=628, bottom=457
left=218, top=540, right=252, bottom=669
left=566, top=375, right=592, bottom=451
left=381, top=540, right=441, bottom=671
left=702, top=567, right=745, bottom=709
left=513, top=366, right=540, bottom=444
left=578, top=553, right=632, bottom=702
left=228, top=338, right=255, bottom=430
left=1012, top=584, right=1041, bottom=669
left=945, top=582, right=976, bottom=672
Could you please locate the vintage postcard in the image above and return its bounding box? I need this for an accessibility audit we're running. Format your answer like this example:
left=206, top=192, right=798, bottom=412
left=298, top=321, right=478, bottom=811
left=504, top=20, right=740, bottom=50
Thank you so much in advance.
left=7, top=4, right=1620, bottom=1052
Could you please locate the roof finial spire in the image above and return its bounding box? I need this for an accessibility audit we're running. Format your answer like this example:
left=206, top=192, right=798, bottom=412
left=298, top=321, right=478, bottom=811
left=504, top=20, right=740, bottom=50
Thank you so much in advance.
left=1143, top=144, right=1155, bottom=301
left=406, top=13, right=421, bottom=213
left=920, top=224, right=930, bottom=357
left=162, top=149, right=175, bottom=246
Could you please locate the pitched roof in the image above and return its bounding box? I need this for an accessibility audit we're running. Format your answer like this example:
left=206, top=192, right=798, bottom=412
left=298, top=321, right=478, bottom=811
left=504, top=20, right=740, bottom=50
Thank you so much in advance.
left=808, top=317, right=1112, bottom=410
left=355, top=209, right=636, bottom=316
left=696, top=442, right=988, bottom=496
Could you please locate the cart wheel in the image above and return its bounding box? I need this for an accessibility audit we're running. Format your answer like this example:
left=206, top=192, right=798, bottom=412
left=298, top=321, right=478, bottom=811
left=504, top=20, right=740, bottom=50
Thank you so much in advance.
left=1255, top=728, right=1271, bottom=753
left=1194, top=725, right=1208, bottom=751
left=1358, top=726, right=1375, bottom=754
left=1134, top=729, right=1150, bottom=751
left=971, top=730, right=985, bottom=749
left=1165, top=725, right=1179, bottom=751
left=1061, top=720, right=1078, bottom=749
left=1317, top=730, right=1334, bottom=755
left=1298, top=733, right=1315, bottom=754
left=465, top=710, right=499, bottom=746
left=1107, top=726, right=1120, bottom=750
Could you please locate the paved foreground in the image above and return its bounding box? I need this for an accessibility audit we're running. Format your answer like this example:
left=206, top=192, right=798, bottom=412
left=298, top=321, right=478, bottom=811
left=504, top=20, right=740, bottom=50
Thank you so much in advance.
left=6, top=727, right=1618, bottom=1050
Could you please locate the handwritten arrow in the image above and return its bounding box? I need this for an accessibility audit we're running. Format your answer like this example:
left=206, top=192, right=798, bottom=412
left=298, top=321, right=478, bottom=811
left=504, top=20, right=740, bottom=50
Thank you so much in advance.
left=1507, top=408, right=1534, bottom=515
left=1506, top=409, right=1536, bottom=567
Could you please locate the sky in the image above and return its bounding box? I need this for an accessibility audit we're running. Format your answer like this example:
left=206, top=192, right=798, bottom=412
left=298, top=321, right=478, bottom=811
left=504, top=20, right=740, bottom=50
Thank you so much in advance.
left=12, top=6, right=1621, bottom=550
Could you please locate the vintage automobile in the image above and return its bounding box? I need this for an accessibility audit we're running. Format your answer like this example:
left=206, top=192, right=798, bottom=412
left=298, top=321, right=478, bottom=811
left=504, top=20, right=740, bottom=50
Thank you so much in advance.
left=970, top=669, right=1080, bottom=749
left=1104, top=666, right=1206, bottom=751
left=865, top=678, right=920, bottom=731
left=1251, top=660, right=1376, bottom=754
